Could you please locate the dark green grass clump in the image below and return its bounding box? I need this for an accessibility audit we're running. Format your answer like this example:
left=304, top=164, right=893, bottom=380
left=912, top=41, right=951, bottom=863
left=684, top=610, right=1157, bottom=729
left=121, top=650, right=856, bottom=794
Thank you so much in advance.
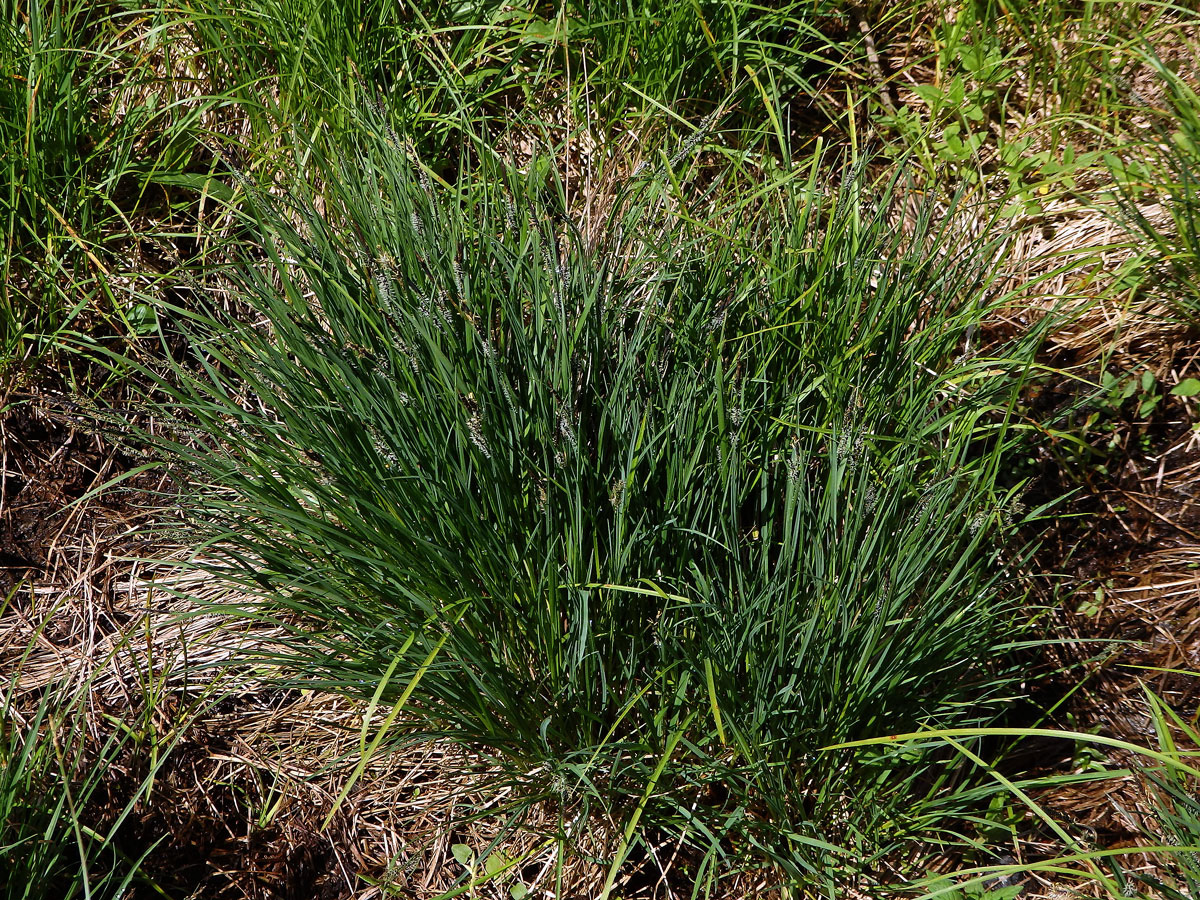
left=154, top=117, right=1047, bottom=891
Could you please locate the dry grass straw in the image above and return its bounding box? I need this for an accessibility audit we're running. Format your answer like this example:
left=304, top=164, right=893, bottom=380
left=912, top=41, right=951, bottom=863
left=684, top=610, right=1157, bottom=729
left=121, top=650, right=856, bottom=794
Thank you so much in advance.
left=997, top=194, right=1182, bottom=360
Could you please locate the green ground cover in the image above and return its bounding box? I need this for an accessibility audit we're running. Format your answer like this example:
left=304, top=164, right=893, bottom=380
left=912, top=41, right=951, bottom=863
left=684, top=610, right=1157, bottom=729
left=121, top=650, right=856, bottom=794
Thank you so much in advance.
left=2, top=1, right=1200, bottom=898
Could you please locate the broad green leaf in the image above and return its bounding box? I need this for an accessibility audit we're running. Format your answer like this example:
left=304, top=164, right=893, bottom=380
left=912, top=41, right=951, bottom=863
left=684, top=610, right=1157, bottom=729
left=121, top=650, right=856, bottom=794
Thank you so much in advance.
left=451, top=843, right=474, bottom=870
left=483, top=852, right=509, bottom=878
left=913, top=84, right=945, bottom=108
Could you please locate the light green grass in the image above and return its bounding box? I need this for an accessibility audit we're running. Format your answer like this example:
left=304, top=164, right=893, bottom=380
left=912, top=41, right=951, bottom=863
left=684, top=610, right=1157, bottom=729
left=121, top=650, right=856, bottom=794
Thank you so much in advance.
left=177, top=0, right=862, bottom=169
left=1108, top=45, right=1200, bottom=325
left=875, top=1, right=1190, bottom=213
left=0, top=0, right=225, bottom=380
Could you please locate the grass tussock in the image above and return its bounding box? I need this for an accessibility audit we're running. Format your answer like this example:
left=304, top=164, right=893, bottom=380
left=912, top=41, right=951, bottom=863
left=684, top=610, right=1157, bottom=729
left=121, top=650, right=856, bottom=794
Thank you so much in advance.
left=132, top=114, right=1061, bottom=892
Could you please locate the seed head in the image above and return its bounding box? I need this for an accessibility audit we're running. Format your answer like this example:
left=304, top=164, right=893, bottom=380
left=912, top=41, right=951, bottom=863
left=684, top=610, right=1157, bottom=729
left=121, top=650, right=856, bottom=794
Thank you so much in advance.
left=786, top=457, right=803, bottom=483
left=371, top=426, right=399, bottom=469
left=465, top=401, right=490, bottom=458
left=872, top=577, right=891, bottom=627
left=838, top=424, right=864, bottom=469
left=557, top=402, right=577, bottom=451
left=969, top=511, right=987, bottom=536
left=707, top=308, right=727, bottom=334
left=609, top=477, right=625, bottom=511
left=728, top=403, right=743, bottom=430
left=668, top=107, right=722, bottom=167
left=452, top=257, right=465, bottom=296
left=390, top=338, right=420, bottom=374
